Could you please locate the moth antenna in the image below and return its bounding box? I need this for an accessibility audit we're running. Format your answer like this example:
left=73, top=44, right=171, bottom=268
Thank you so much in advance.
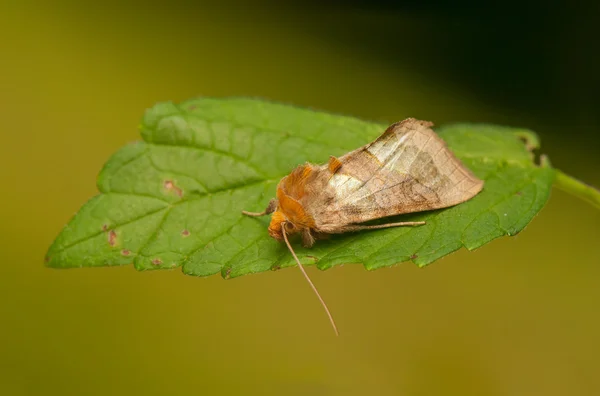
left=281, top=222, right=339, bottom=336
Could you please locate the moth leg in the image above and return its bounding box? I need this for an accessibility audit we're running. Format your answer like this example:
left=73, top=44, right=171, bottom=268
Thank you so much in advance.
left=339, top=221, right=426, bottom=233
left=242, top=198, right=278, bottom=217
left=301, top=229, right=316, bottom=248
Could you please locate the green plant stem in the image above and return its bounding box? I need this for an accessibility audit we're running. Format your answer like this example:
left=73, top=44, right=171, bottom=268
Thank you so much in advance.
left=554, top=170, right=600, bottom=210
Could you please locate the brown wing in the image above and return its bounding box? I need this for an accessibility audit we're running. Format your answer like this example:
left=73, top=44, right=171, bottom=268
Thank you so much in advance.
left=300, top=118, right=484, bottom=233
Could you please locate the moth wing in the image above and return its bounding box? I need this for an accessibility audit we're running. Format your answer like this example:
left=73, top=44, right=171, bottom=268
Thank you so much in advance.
left=304, top=118, right=484, bottom=233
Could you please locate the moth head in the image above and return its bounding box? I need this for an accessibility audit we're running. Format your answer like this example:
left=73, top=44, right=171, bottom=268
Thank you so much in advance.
left=268, top=211, right=303, bottom=240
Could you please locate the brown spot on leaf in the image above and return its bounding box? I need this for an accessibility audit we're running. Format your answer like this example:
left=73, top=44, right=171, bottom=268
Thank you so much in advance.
left=181, top=229, right=190, bottom=237
left=44, top=256, right=50, bottom=263
left=102, top=224, right=108, bottom=231
left=121, top=249, right=131, bottom=256
left=224, top=268, right=232, bottom=279
left=151, top=258, right=162, bottom=266
left=164, top=180, right=183, bottom=197
left=515, top=191, right=523, bottom=196
left=108, top=230, right=117, bottom=247
left=271, top=264, right=281, bottom=271
left=188, top=105, right=197, bottom=110
left=306, top=255, right=319, bottom=263
left=410, top=254, right=418, bottom=260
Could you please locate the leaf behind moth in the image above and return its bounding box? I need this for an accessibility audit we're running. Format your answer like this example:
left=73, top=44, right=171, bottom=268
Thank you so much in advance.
left=46, top=98, right=555, bottom=277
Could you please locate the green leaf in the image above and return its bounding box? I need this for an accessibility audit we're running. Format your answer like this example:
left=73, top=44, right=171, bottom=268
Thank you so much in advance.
left=46, top=97, right=556, bottom=278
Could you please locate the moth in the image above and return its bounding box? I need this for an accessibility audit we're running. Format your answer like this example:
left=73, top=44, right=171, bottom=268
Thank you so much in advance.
left=243, top=118, right=484, bottom=335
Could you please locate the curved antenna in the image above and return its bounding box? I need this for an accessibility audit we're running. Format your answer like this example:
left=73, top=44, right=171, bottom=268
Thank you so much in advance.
left=281, top=222, right=339, bottom=336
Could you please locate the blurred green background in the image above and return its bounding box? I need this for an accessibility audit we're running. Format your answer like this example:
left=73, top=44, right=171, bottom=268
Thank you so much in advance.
left=1, top=1, right=599, bottom=395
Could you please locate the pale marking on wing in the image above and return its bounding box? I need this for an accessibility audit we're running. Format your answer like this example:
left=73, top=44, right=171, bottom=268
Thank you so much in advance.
left=339, top=129, right=417, bottom=205
left=337, top=177, right=382, bottom=206
left=329, top=123, right=459, bottom=209
left=362, top=149, right=383, bottom=165
left=366, top=129, right=411, bottom=164
left=325, top=165, right=356, bottom=192
left=329, top=173, right=363, bottom=200
left=338, top=128, right=442, bottom=208
left=380, top=130, right=416, bottom=174
left=360, top=129, right=415, bottom=187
